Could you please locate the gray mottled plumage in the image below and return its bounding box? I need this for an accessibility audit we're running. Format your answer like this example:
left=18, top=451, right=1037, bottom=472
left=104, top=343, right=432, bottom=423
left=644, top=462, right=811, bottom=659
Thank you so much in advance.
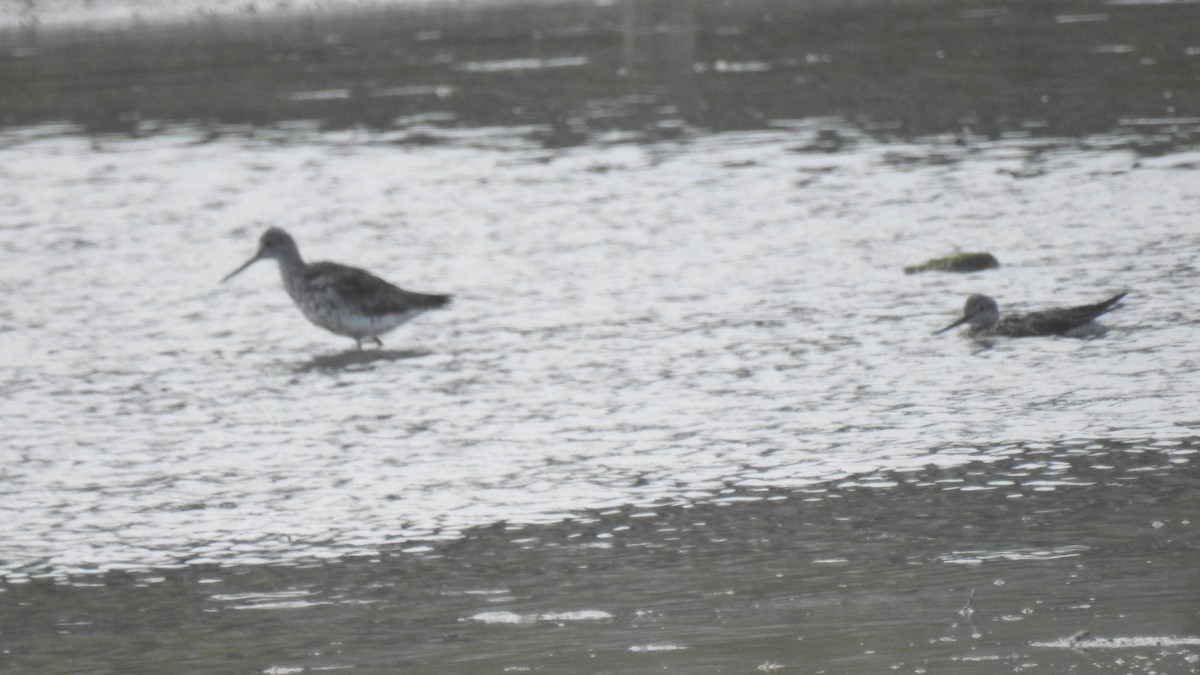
left=223, top=228, right=450, bottom=349
left=935, top=292, right=1126, bottom=338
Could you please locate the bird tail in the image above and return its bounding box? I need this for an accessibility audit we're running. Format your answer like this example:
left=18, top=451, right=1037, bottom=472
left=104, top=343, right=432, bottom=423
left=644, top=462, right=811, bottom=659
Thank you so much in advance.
left=417, top=293, right=452, bottom=310
left=1091, top=291, right=1128, bottom=316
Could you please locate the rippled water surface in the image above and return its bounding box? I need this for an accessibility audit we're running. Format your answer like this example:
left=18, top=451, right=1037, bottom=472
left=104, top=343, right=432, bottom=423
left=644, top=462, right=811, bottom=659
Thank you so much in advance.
left=1, top=121, right=1198, bottom=672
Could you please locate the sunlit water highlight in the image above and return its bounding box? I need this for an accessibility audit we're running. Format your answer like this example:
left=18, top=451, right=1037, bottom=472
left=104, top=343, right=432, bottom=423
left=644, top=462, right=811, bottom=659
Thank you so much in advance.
left=0, top=122, right=1197, bottom=583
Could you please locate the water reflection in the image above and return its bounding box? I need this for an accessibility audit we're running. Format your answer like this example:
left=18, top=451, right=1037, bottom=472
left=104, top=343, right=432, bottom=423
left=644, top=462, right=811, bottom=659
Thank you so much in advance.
left=1, top=0, right=1198, bottom=144
left=622, top=0, right=696, bottom=79
left=619, top=0, right=701, bottom=138
left=299, top=349, right=434, bottom=372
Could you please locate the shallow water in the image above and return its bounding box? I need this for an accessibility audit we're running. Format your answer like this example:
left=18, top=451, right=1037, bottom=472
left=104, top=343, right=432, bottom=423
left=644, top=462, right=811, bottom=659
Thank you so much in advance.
left=1, top=121, right=1198, bottom=671
left=1, top=120, right=1194, bottom=577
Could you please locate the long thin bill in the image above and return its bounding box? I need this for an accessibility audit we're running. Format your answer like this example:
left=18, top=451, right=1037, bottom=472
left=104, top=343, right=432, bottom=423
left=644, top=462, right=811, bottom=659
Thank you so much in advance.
left=933, top=316, right=967, bottom=335
left=221, top=254, right=261, bottom=283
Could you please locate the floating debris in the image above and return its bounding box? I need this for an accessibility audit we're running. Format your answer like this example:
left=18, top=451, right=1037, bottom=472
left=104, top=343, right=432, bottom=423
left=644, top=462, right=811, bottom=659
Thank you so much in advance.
left=903, top=252, right=1000, bottom=274
left=1033, top=634, right=1200, bottom=649
left=959, top=588, right=976, bottom=619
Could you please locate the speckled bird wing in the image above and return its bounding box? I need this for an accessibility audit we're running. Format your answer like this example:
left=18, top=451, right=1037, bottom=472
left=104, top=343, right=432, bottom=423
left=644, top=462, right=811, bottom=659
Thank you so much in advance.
left=306, top=262, right=450, bottom=317
left=996, top=310, right=1089, bottom=337
left=1000, top=292, right=1126, bottom=337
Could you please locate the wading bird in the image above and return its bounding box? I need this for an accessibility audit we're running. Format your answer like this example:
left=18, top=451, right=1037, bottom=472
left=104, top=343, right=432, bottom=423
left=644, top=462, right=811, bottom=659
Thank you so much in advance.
left=935, top=292, right=1126, bottom=338
left=222, top=228, right=451, bottom=350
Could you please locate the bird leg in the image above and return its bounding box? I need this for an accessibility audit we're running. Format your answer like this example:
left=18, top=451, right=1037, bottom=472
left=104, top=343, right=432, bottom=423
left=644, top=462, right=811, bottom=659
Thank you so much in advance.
left=371, top=336, right=384, bottom=349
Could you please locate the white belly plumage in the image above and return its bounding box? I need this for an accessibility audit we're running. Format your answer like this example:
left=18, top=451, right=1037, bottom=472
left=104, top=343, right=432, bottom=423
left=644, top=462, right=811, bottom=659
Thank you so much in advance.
left=284, top=279, right=424, bottom=338
left=304, top=305, right=424, bottom=337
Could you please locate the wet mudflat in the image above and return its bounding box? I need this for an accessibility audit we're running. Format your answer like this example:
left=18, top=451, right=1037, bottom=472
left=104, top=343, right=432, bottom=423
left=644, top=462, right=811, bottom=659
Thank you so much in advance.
left=2, top=0, right=1200, bottom=673
left=3, top=444, right=1197, bottom=674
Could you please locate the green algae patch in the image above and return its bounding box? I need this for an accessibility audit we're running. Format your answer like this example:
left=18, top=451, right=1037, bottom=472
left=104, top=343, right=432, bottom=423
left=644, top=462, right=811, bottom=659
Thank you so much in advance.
left=904, top=252, right=999, bottom=274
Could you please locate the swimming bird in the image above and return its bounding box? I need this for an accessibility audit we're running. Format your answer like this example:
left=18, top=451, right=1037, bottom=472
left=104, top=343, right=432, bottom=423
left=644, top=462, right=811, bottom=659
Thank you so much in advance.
left=935, top=291, right=1127, bottom=338
left=222, top=228, right=451, bottom=349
